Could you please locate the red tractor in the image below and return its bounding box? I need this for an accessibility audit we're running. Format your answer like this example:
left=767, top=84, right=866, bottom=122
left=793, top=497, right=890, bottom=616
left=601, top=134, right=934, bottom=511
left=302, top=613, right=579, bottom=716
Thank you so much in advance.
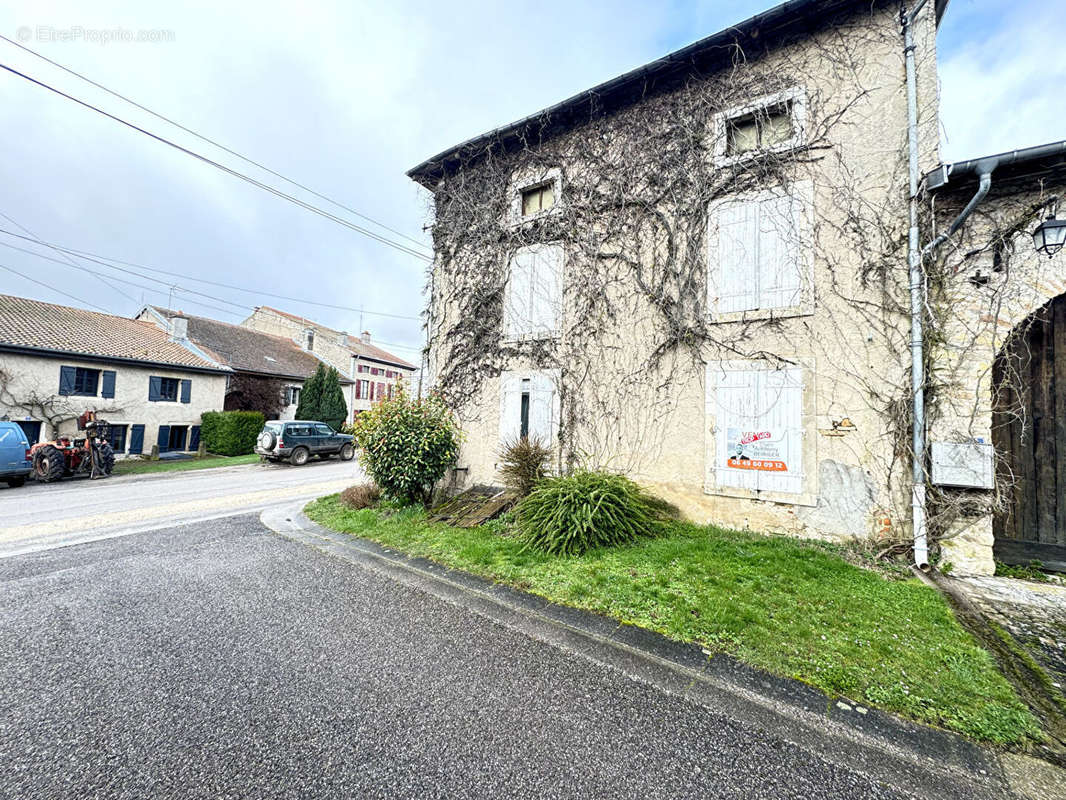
left=31, top=410, right=116, bottom=483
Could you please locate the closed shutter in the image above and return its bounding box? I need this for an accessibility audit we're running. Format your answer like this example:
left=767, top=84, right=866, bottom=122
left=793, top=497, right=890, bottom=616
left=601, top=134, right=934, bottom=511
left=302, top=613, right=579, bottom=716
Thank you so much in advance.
left=148, top=376, right=162, bottom=401
left=101, top=370, right=116, bottom=399
left=714, top=201, right=760, bottom=313
left=59, top=366, right=76, bottom=396
left=180, top=379, right=192, bottom=404
left=189, top=425, right=201, bottom=451
left=709, top=364, right=804, bottom=495
left=129, top=424, right=145, bottom=455
left=355, top=381, right=361, bottom=400
left=504, top=248, right=534, bottom=338
left=530, top=244, right=563, bottom=337
left=498, top=373, right=523, bottom=443
left=758, top=194, right=801, bottom=310
left=377, top=382, right=385, bottom=399
left=157, top=425, right=170, bottom=453
left=528, top=372, right=559, bottom=445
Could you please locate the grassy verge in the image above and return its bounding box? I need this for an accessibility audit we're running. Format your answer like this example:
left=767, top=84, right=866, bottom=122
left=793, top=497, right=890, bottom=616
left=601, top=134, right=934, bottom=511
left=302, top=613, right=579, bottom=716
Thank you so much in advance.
left=306, top=494, right=1040, bottom=745
left=113, top=453, right=260, bottom=476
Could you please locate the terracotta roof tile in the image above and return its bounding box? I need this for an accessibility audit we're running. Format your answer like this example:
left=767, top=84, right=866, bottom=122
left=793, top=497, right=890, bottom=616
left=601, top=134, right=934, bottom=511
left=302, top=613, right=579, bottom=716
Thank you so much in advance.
left=0, top=294, right=224, bottom=370
left=258, top=306, right=417, bottom=369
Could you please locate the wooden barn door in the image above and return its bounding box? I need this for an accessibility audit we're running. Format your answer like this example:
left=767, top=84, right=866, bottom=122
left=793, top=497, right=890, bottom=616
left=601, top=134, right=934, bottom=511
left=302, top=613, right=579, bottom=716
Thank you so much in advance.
left=992, top=294, right=1066, bottom=571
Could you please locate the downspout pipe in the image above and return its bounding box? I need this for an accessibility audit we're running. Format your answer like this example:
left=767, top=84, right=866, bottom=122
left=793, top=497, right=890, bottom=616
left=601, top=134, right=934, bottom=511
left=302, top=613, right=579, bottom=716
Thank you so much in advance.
left=905, top=0, right=999, bottom=570
left=903, top=0, right=932, bottom=570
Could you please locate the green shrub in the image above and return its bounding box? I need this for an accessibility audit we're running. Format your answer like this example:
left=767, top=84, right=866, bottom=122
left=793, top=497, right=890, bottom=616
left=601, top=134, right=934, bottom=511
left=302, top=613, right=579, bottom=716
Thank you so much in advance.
left=199, top=410, right=265, bottom=456
left=515, top=469, right=676, bottom=556
left=351, top=388, right=461, bottom=505
left=498, top=436, right=551, bottom=496
left=340, top=483, right=381, bottom=510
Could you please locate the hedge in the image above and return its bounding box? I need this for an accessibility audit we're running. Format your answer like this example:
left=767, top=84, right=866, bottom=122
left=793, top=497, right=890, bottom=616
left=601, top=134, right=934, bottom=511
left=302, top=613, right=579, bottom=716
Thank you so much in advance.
left=200, top=410, right=265, bottom=456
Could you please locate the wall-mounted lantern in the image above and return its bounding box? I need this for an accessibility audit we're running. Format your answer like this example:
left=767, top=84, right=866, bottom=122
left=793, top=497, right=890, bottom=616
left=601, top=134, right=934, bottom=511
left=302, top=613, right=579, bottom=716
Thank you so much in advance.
left=1032, top=203, right=1066, bottom=258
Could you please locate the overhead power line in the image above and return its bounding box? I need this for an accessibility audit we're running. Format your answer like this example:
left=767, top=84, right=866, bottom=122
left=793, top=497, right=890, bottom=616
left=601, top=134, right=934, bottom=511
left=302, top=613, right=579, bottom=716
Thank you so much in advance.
left=0, top=227, right=423, bottom=321
left=0, top=62, right=433, bottom=263
left=0, top=261, right=109, bottom=312
left=0, top=34, right=432, bottom=255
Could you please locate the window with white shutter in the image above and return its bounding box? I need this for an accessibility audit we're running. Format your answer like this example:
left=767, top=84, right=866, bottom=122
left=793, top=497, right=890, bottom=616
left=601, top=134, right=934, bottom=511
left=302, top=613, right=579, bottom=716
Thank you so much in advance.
left=708, top=184, right=809, bottom=318
left=499, top=369, right=560, bottom=446
left=503, top=243, right=563, bottom=340
left=706, top=362, right=805, bottom=498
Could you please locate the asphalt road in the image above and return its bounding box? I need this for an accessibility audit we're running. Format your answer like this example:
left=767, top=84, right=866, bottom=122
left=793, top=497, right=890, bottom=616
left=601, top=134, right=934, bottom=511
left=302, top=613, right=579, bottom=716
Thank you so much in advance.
left=0, top=515, right=908, bottom=800
left=0, top=458, right=359, bottom=557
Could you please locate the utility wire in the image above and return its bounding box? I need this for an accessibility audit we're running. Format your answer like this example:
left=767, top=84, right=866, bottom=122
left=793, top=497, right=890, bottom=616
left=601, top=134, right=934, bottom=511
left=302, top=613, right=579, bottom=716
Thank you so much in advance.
left=0, top=62, right=433, bottom=263
left=0, top=209, right=138, bottom=304
left=0, top=261, right=110, bottom=312
left=0, top=227, right=423, bottom=321
left=0, top=34, right=433, bottom=255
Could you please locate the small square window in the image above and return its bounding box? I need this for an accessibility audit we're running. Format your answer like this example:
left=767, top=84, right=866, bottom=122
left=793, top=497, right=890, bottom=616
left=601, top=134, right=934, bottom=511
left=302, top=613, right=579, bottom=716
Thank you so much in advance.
left=72, top=368, right=99, bottom=396
left=159, top=377, right=179, bottom=402
left=727, top=103, right=793, bottom=156
left=521, top=183, right=555, bottom=217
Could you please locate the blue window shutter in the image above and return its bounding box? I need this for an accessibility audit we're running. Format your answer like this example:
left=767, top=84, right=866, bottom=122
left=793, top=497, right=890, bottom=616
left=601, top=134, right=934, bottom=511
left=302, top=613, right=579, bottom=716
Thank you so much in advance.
left=180, top=379, right=191, bottom=404
left=101, top=370, right=116, bottom=399
left=148, top=376, right=162, bottom=401
left=189, top=425, right=201, bottom=451
left=59, top=366, right=76, bottom=396
left=129, top=424, right=145, bottom=455
left=157, top=425, right=170, bottom=453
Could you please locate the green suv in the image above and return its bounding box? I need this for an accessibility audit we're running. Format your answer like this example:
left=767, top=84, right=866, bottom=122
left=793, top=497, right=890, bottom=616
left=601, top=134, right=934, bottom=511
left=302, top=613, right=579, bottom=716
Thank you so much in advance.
left=255, top=420, right=355, bottom=466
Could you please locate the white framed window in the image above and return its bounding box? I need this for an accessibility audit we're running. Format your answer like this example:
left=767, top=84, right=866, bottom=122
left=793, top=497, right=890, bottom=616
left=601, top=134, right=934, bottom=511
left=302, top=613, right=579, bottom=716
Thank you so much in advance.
left=503, top=243, right=563, bottom=341
left=707, top=181, right=812, bottom=320
left=712, top=87, right=807, bottom=167
left=705, top=361, right=813, bottom=503
left=499, top=369, right=560, bottom=447
left=508, top=167, right=563, bottom=225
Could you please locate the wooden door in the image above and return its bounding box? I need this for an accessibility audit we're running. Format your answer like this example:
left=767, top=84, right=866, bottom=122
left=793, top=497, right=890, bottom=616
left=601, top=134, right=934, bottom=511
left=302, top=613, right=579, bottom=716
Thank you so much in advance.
left=992, top=294, right=1066, bottom=571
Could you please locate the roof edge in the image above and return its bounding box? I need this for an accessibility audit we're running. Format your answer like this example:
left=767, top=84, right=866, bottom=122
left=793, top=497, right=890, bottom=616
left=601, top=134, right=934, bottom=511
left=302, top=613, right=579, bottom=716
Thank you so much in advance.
left=0, top=342, right=233, bottom=375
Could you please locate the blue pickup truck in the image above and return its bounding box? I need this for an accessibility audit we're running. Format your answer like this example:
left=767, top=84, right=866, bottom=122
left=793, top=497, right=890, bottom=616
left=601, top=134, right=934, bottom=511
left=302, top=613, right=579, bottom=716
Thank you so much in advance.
left=0, top=421, right=32, bottom=488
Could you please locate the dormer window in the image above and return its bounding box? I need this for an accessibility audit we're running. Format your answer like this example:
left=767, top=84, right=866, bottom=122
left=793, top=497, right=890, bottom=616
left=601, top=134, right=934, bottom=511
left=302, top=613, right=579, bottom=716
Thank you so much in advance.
left=521, top=183, right=555, bottom=217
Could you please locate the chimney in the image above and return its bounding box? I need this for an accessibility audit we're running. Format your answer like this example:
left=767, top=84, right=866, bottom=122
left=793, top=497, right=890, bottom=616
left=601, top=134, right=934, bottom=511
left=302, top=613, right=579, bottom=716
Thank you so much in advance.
left=361, top=330, right=371, bottom=343
left=168, top=314, right=188, bottom=341
left=337, top=330, right=348, bottom=346
left=303, top=328, right=315, bottom=351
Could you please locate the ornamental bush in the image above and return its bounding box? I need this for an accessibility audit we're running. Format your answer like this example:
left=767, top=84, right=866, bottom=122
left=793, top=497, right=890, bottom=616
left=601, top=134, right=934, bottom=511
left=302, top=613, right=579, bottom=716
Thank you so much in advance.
left=497, top=436, right=551, bottom=496
left=351, top=388, right=461, bottom=506
left=515, top=470, right=677, bottom=556
left=199, top=410, right=265, bottom=456
left=296, top=364, right=347, bottom=429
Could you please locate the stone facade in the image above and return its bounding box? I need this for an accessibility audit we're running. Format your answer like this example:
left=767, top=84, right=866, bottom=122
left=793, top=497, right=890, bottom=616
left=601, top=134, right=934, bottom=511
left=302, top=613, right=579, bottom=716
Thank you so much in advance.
left=413, top=2, right=945, bottom=554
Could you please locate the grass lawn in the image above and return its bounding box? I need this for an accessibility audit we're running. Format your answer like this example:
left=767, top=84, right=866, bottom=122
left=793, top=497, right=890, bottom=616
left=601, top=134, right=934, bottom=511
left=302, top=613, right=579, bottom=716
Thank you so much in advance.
left=112, top=453, right=261, bottom=476
left=306, top=494, right=1039, bottom=745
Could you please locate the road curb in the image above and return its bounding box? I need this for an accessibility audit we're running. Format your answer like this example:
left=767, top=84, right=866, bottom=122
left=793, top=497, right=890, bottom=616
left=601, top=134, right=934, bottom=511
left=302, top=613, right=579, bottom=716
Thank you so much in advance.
left=261, top=502, right=1059, bottom=800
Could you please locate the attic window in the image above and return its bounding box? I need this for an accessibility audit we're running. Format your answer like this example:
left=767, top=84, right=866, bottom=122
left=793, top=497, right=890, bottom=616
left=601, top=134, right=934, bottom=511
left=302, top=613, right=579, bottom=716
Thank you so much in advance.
left=305, top=330, right=315, bottom=350
left=727, top=103, right=794, bottom=155
left=521, top=183, right=555, bottom=217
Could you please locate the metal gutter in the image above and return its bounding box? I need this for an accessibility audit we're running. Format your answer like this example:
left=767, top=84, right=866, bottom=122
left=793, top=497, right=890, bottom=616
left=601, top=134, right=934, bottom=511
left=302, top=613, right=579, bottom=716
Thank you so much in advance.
left=407, top=0, right=886, bottom=185
left=0, top=342, right=232, bottom=375
left=926, top=140, right=1066, bottom=191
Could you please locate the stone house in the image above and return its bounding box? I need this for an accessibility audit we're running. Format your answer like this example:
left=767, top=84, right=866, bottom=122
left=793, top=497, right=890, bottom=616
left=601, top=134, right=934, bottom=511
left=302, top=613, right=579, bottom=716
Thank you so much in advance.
left=241, top=306, right=416, bottom=419
left=0, top=294, right=229, bottom=455
left=137, top=306, right=353, bottom=421
left=407, top=0, right=1065, bottom=574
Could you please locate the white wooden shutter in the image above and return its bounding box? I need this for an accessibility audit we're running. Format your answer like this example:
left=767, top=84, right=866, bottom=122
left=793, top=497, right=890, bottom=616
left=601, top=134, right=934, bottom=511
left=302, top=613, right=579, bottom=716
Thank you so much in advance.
left=504, top=249, right=534, bottom=338
left=757, top=193, right=802, bottom=310
left=530, top=244, right=563, bottom=337
left=712, top=368, right=760, bottom=491
left=528, top=371, right=559, bottom=445
left=713, top=200, right=760, bottom=314
left=755, top=368, right=804, bottom=494
left=499, top=372, right=523, bottom=443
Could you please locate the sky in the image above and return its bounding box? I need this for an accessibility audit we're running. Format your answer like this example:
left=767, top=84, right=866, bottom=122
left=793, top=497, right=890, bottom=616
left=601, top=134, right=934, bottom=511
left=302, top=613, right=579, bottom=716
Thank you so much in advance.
left=0, top=0, right=1061, bottom=364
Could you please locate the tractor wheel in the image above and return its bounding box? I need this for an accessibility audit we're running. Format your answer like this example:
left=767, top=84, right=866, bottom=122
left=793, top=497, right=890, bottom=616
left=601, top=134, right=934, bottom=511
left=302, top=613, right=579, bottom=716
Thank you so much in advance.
left=33, top=445, right=65, bottom=483
left=96, top=443, right=116, bottom=476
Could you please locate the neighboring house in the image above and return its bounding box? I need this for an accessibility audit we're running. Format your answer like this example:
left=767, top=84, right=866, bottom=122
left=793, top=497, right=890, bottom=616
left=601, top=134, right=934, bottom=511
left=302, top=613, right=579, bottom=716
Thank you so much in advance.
left=408, top=0, right=1065, bottom=575
left=137, top=306, right=353, bottom=421
left=0, top=294, right=228, bottom=456
left=241, top=306, right=416, bottom=418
